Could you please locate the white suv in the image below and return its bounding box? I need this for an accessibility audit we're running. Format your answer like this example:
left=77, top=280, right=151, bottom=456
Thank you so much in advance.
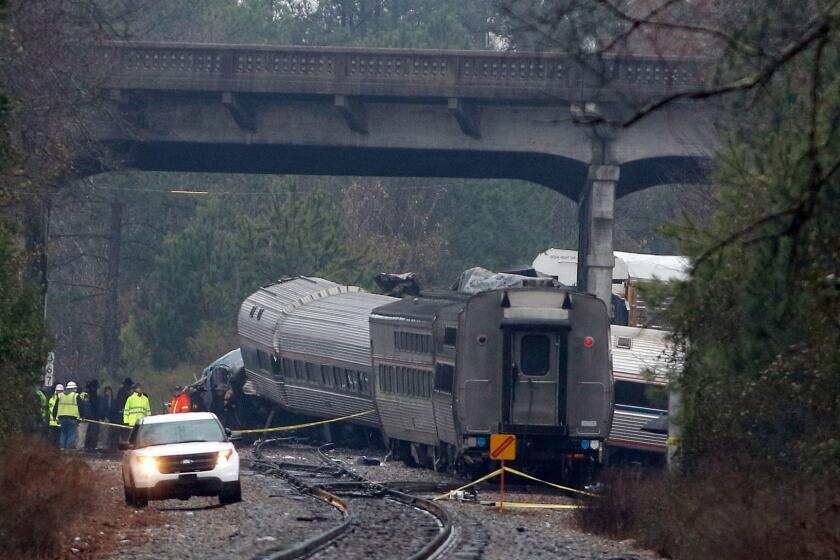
left=120, top=412, right=241, bottom=507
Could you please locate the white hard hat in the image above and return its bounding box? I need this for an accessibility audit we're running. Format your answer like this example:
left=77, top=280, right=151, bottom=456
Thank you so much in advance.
left=55, top=384, right=64, bottom=391
left=66, top=381, right=77, bottom=390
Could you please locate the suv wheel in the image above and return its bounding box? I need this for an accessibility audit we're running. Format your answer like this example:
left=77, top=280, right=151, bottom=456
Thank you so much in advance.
left=133, top=488, right=149, bottom=508
left=219, top=481, right=242, bottom=505
left=123, top=479, right=134, bottom=506
left=127, top=473, right=148, bottom=508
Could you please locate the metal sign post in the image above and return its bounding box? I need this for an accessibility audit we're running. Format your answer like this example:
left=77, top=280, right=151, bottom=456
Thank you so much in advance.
left=490, top=434, right=516, bottom=512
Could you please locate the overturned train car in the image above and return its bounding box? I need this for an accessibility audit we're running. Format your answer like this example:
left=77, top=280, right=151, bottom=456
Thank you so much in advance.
left=238, top=277, right=613, bottom=473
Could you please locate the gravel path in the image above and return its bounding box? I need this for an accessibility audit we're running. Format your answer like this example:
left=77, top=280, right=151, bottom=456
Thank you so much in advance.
left=97, top=443, right=660, bottom=560
left=109, top=460, right=341, bottom=560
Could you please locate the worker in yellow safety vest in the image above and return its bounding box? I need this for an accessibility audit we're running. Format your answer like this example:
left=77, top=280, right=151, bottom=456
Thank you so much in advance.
left=47, top=383, right=64, bottom=434
left=123, top=384, right=151, bottom=426
left=55, top=381, right=82, bottom=449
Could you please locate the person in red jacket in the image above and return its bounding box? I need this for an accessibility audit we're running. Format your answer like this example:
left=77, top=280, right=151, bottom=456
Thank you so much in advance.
left=169, top=386, right=191, bottom=414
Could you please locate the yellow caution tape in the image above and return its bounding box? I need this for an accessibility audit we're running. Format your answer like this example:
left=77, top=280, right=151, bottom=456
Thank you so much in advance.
left=502, top=466, right=599, bottom=498
left=433, top=465, right=598, bottom=501
left=80, top=417, right=132, bottom=430
left=233, top=409, right=377, bottom=435
left=480, top=501, right=586, bottom=510
left=433, top=468, right=504, bottom=501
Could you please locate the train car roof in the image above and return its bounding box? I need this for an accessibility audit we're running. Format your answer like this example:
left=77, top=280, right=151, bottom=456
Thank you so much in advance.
left=611, top=325, right=677, bottom=382
left=371, top=296, right=459, bottom=322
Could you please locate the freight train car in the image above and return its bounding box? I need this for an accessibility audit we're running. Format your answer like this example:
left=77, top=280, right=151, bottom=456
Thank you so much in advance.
left=238, top=277, right=613, bottom=475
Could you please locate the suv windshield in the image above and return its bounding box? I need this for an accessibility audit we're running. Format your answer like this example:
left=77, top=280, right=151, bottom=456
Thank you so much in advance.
left=134, top=419, right=225, bottom=448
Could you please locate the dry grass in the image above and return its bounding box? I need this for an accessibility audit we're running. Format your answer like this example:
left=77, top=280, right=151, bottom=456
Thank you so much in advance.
left=0, top=437, right=96, bottom=559
left=575, top=463, right=840, bottom=560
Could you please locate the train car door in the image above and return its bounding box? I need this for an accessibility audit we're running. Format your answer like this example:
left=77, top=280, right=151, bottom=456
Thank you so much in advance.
left=509, top=331, right=564, bottom=426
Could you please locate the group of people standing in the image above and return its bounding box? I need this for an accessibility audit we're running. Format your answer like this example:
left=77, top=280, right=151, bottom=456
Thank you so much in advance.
left=38, top=377, right=152, bottom=450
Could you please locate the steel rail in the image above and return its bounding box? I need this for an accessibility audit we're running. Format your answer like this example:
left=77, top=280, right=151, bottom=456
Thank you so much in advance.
left=315, top=443, right=453, bottom=560
left=250, top=439, right=354, bottom=560
left=250, top=439, right=453, bottom=560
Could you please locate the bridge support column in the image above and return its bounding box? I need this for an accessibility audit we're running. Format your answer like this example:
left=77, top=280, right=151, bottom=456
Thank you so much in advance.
left=577, top=164, right=619, bottom=314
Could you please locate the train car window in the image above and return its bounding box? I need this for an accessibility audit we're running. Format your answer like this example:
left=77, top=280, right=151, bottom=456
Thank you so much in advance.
left=521, top=334, right=550, bottom=376
left=271, top=355, right=282, bottom=378
left=434, top=364, right=454, bottom=393
left=444, top=327, right=457, bottom=347
left=304, top=362, right=317, bottom=383
left=394, top=331, right=432, bottom=354
left=257, top=308, right=264, bottom=320
left=346, top=370, right=355, bottom=391
left=615, top=380, right=668, bottom=410
left=249, top=305, right=257, bottom=317
left=378, top=365, right=386, bottom=392
left=295, top=360, right=305, bottom=380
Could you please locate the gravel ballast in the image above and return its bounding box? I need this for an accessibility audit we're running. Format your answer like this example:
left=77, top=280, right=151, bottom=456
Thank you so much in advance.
left=90, top=443, right=660, bottom=560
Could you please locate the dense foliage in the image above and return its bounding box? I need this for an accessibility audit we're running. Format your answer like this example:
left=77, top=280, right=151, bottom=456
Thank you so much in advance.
left=656, top=8, right=840, bottom=475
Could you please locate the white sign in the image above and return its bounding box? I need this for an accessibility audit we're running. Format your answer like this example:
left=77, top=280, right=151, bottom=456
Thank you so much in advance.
left=43, top=352, right=55, bottom=387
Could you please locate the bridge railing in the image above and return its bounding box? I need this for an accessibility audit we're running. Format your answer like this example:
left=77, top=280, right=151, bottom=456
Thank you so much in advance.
left=100, top=41, right=708, bottom=103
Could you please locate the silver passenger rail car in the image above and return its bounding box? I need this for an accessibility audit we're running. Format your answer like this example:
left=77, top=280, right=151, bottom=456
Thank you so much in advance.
left=607, top=325, right=673, bottom=464
left=238, top=277, right=395, bottom=429
left=238, top=277, right=613, bottom=476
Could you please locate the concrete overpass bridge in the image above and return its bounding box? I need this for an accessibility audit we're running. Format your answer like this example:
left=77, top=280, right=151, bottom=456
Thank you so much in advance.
left=91, top=41, right=718, bottom=308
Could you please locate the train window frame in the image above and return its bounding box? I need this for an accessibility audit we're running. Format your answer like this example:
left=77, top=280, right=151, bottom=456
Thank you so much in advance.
left=444, top=327, right=457, bottom=347
left=616, top=336, right=633, bottom=349
left=615, top=380, right=668, bottom=410
left=304, top=362, right=316, bottom=383
left=434, top=363, right=454, bottom=393
left=394, top=331, right=432, bottom=354
left=520, top=334, right=550, bottom=376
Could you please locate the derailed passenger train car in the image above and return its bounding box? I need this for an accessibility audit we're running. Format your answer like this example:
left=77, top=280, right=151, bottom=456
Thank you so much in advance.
left=238, top=276, right=613, bottom=474
left=606, top=325, right=674, bottom=465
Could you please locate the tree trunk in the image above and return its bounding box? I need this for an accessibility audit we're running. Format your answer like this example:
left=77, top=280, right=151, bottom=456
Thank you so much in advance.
left=23, top=197, right=49, bottom=318
left=103, top=199, right=123, bottom=374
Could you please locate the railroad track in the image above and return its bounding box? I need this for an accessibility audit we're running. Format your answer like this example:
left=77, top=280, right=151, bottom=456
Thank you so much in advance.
left=249, top=440, right=455, bottom=560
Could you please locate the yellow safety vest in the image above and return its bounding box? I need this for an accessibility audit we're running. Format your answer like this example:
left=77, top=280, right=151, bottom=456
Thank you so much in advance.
left=56, top=392, right=80, bottom=419
left=48, top=394, right=60, bottom=426
left=37, top=390, right=49, bottom=421
left=123, top=392, right=151, bottom=426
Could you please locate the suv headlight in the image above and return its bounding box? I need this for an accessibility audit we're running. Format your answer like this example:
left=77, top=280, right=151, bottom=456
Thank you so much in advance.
left=136, top=455, right=158, bottom=474
left=217, top=449, right=234, bottom=467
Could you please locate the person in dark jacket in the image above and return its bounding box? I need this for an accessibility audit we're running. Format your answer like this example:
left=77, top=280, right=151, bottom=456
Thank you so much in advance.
left=109, top=377, right=134, bottom=452
left=114, top=377, right=133, bottom=424
left=84, top=379, right=101, bottom=450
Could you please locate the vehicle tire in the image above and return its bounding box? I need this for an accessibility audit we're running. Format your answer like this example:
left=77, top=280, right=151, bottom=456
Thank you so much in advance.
left=123, top=474, right=134, bottom=506
left=133, top=489, right=148, bottom=508
left=219, top=481, right=242, bottom=505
